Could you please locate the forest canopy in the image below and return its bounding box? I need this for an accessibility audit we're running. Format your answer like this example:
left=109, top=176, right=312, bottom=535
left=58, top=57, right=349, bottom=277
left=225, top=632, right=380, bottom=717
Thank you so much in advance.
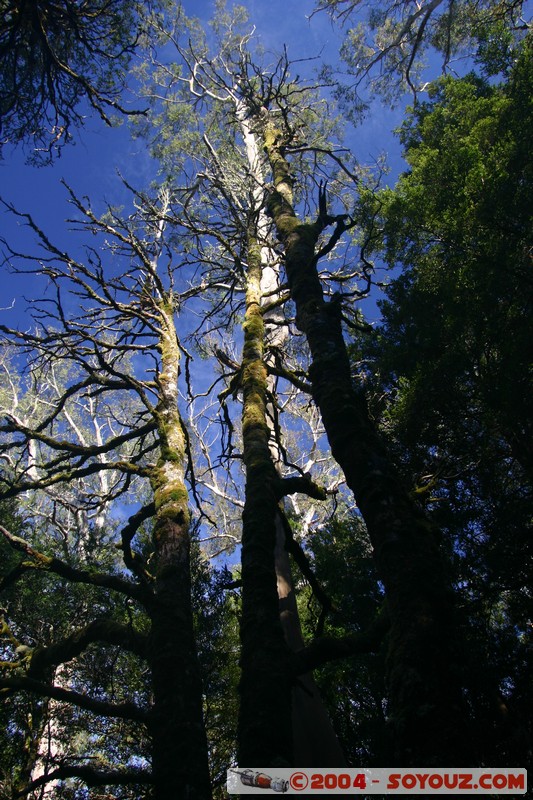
left=0, top=1, right=531, bottom=798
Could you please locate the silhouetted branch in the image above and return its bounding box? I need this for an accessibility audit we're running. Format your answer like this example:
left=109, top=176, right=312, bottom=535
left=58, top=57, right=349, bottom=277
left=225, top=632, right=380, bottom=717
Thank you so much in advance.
left=0, top=675, right=148, bottom=722
left=14, top=764, right=152, bottom=797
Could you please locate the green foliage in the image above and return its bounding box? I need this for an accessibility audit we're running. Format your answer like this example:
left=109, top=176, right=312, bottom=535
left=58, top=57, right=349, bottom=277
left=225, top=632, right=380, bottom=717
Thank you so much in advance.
left=321, top=0, right=531, bottom=103
left=0, top=0, right=152, bottom=161
left=0, top=499, right=31, bottom=796
left=360, top=34, right=533, bottom=764
left=1, top=491, right=238, bottom=796
left=474, top=19, right=517, bottom=76
left=376, top=37, right=532, bottom=477
left=191, top=554, right=240, bottom=793
left=298, top=516, right=388, bottom=764
left=0, top=517, right=153, bottom=798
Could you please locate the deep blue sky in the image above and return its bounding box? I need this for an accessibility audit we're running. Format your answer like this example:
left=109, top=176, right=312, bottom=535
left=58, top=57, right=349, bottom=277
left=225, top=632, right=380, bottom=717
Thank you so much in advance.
left=0, top=0, right=406, bottom=328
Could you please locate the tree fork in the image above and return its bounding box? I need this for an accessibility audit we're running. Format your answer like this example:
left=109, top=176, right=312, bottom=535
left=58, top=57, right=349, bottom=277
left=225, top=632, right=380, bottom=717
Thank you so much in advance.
left=263, top=119, right=472, bottom=766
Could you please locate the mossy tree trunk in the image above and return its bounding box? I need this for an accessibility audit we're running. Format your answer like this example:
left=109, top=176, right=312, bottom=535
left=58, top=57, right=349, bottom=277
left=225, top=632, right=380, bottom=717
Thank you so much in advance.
left=238, top=229, right=294, bottom=768
left=236, top=103, right=344, bottom=766
left=0, top=185, right=214, bottom=796
left=148, top=296, right=212, bottom=799
left=262, top=120, right=471, bottom=766
left=258, top=209, right=346, bottom=768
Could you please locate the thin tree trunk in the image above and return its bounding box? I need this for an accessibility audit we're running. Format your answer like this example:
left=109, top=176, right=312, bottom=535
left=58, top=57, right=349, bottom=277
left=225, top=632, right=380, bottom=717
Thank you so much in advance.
left=274, top=522, right=347, bottom=767
left=235, top=96, right=345, bottom=769
left=262, top=120, right=471, bottom=766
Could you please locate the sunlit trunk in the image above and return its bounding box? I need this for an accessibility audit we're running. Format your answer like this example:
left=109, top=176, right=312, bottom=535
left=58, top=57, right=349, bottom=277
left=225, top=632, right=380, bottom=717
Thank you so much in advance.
left=238, top=227, right=294, bottom=767
left=21, top=693, right=58, bottom=800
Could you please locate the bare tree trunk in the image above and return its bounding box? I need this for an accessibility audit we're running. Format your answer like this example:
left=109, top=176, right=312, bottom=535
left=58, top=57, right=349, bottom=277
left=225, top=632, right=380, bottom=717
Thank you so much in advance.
left=143, top=199, right=211, bottom=798
left=236, top=103, right=346, bottom=768
left=261, top=236, right=346, bottom=768
left=26, top=666, right=66, bottom=799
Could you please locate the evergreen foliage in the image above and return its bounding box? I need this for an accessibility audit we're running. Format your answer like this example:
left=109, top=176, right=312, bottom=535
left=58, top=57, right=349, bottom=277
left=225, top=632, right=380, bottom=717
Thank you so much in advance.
left=360, top=32, right=533, bottom=766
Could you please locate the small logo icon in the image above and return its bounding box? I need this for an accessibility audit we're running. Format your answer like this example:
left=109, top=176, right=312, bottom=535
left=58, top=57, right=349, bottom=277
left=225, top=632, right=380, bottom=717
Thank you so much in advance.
left=290, top=771, right=309, bottom=791
left=231, top=769, right=289, bottom=793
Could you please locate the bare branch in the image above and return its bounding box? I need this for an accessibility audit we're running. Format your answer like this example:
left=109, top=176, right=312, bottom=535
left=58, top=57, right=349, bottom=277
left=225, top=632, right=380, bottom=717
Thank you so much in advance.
left=0, top=526, right=146, bottom=602
left=14, top=765, right=152, bottom=797
left=27, top=619, right=148, bottom=678
left=0, top=675, right=148, bottom=722
left=290, top=613, right=389, bottom=675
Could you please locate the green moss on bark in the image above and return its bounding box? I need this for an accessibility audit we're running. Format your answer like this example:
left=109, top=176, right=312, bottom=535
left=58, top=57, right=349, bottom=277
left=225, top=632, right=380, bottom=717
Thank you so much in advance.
left=147, top=296, right=211, bottom=798
left=262, top=113, right=471, bottom=766
left=237, top=228, right=293, bottom=767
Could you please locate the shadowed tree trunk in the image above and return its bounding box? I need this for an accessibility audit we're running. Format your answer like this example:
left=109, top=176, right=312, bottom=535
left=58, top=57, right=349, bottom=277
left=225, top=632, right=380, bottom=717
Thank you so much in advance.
left=235, top=87, right=346, bottom=769
left=274, top=525, right=347, bottom=767
left=0, top=190, right=213, bottom=799
left=238, top=228, right=294, bottom=768
left=262, top=117, right=471, bottom=767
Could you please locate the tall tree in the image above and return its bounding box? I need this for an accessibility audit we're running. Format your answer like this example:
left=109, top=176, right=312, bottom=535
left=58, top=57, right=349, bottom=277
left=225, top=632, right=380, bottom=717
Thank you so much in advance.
left=5, top=1, right=530, bottom=786
left=257, top=83, right=473, bottom=766
left=0, top=186, right=211, bottom=798
left=140, top=9, right=353, bottom=770
left=139, top=7, right=475, bottom=766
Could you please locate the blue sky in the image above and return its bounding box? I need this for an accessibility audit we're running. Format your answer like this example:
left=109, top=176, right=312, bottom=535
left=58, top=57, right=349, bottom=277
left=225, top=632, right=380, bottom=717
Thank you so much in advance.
left=3, top=0, right=531, bottom=299
left=0, top=0, right=408, bottom=330
left=0, top=0, right=410, bottom=565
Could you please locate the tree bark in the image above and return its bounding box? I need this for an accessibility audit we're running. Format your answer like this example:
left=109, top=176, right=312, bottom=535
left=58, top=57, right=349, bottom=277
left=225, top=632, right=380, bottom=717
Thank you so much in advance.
left=238, top=229, right=294, bottom=768
left=235, top=100, right=345, bottom=769
left=263, top=120, right=471, bottom=766
left=274, top=522, right=347, bottom=768
left=148, top=296, right=212, bottom=799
